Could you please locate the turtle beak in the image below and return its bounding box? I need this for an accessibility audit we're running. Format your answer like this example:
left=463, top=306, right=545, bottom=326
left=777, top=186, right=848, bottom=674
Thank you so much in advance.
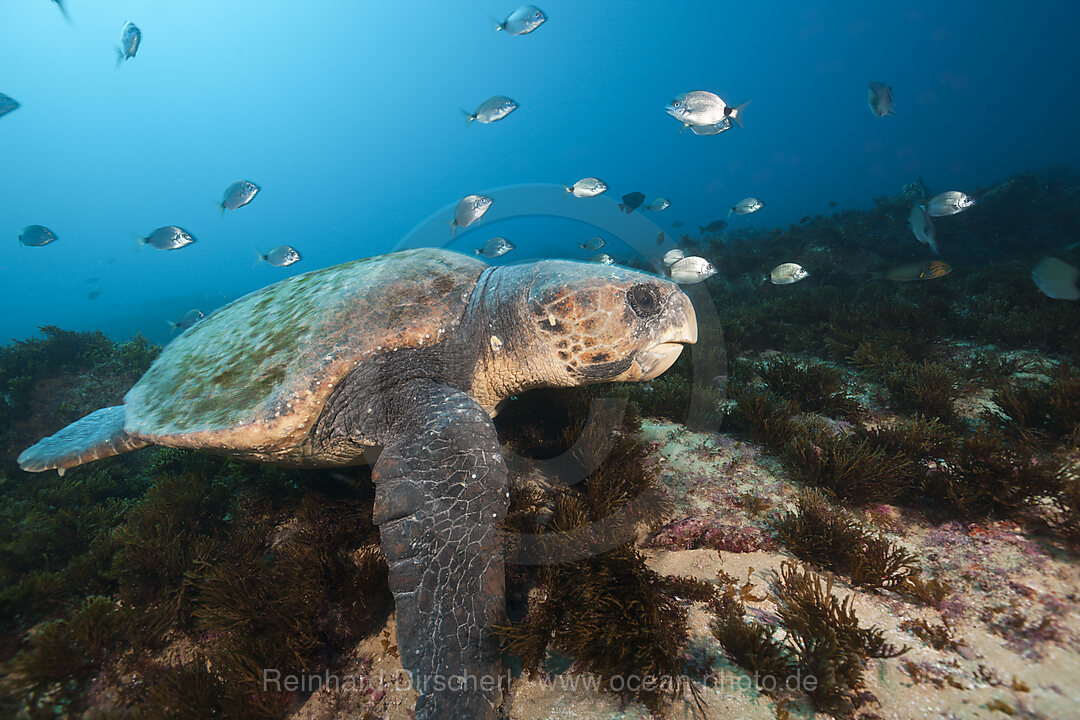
left=620, top=290, right=698, bottom=382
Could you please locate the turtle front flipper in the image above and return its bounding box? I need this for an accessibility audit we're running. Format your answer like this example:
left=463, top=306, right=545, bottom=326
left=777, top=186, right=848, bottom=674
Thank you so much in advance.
left=372, top=381, right=508, bottom=720
left=18, top=406, right=148, bottom=474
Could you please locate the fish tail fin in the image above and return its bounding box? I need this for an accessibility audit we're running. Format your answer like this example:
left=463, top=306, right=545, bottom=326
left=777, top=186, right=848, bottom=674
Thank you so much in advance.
left=217, top=201, right=226, bottom=218
left=18, top=406, right=148, bottom=475
left=167, top=320, right=179, bottom=331
left=564, top=186, right=572, bottom=194
left=868, top=271, right=885, bottom=281
left=730, top=101, right=751, bottom=128
left=727, top=208, right=734, bottom=219
left=253, top=249, right=267, bottom=266
left=698, top=226, right=706, bottom=234
left=447, top=218, right=457, bottom=238
left=115, top=47, right=123, bottom=68
left=577, top=242, right=586, bottom=249
left=133, top=233, right=147, bottom=250
left=473, top=247, right=482, bottom=255
left=461, top=109, right=475, bottom=125
left=490, top=16, right=505, bottom=31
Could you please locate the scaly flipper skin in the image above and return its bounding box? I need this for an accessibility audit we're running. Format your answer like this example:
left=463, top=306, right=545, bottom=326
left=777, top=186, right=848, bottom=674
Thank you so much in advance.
left=17, top=406, right=148, bottom=473
left=372, top=380, right=508, bottom=720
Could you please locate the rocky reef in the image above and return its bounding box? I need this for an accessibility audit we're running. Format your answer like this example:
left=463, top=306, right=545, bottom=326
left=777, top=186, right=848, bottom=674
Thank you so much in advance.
left=1, top=169, right=1078, bottom=719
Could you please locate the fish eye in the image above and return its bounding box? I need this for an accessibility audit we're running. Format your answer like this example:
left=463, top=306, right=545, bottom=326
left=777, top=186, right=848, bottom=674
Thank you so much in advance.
left=627, top=284, right=662, bottom=318
left=673, top=101, right=681, bottom=108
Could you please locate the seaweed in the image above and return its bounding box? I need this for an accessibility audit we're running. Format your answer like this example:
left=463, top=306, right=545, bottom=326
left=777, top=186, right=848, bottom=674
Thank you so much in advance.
left=0, top=326, right=158, bottom=435
left=756, top=356, right=861, bottom=419
left=728, top=382, right=798, bottom=448
left=899, top=618, right=960, bottom=652
left=498, top=436, right=703, bottom=712
left=708, top=577, right=798, bottom=690
left=190, top=491, right=389, bottom=709
left=861, top=414, right=953, bottom=459
left=897, top=572, right=953, bottom=609
left=848, top=534, right=919, bottom=591
left=497, top=543, right=703, bottom=712
left=4, top=596, right=136, bottom=711
left=771, top=562, right=907, bottom=714
left=884, top=361, right=961, bottom=423
left=0, top=418, right=387, bottom=720
left=771, top=488, right=864, bottom=570
left=771, top=489, right=918, bottom=591
left=1053, top=461, right=1080, bottom=549
left=584, top=434, right=673, bottom=529
left=998, top=369, right=1080, bottom=440
left=708, top=563, right=908, bottom=714
left=122, top=663, right=247, bottom=720
left=737, top=491, right=773, bottom=517
left=781, top=425, right=914, bottom=504
left=925, top=432, right=1061, bottom=517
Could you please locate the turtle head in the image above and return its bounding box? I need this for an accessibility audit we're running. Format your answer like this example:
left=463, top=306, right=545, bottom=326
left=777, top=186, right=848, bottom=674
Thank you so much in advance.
left=524, top=261, right=698, bottom=383
left=469, top=260, right=697, bottom=411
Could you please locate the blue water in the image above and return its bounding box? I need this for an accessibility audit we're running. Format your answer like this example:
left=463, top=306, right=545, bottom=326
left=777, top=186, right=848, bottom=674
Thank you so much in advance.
left=2, top=0, right=1077, bottom=345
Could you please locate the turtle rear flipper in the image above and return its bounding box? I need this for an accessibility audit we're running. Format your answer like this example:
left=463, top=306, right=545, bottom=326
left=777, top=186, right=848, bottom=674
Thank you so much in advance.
left=18, top=406, right=148, bottom=473
left=373, top=381, right=508, bottom=720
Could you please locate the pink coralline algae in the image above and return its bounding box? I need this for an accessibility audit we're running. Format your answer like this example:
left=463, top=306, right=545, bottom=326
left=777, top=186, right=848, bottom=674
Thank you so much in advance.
left=652, top=515, right=776, bottom=553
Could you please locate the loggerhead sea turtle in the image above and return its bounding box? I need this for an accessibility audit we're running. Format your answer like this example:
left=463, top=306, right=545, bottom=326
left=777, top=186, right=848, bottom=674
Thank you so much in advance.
left=19, top=247, right=697, bottom=719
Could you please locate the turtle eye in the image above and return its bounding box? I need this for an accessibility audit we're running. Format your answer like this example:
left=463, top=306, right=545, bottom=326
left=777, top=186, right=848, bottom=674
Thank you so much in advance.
left=627, top=284, right=662, bottom=318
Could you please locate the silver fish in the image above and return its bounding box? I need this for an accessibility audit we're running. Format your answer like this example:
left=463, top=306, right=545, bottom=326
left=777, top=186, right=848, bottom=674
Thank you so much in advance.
left=590, top=253, right=615, bottom=265
left=579, top=236, right=605, bottom=251
left=645, top=197, right=671, bottom=212
left=259, top=245, right=302, bottom=267
left=662, top=249, right=685, bottom=267
left=117, top=21, right=141, bottom=65
left=219, top=180, right=260, bottom=215
left=475, top=236, right=515, bottom=258
left=464, top=96, right=517, bottom=124
left=868, top=82, right=894, bottom=117
left=689, top=119, right=733, bottom=136
left=770, top=262, right=810, bottom=285
left=565, top=177, right=607, bottom=198
left=19, top=225, right=57, bottom=246
left=729, top=197, right=764, bottom=217
left=927, top=191, right=975, bottom=217
left=908, top=204, right=938, bottom=254
left=669, top=256, right=716, bottom=285
left=140, top=225, right=195, bottom=250
left=452, top=194, right=493, bottom=236
left=666, top=90, right=749, bottom=129
left=1032, top=257, right=1079, bottom=300
left=495, top=4, right=546, bottom=35
left=170, top=309, right=205, bottom=331
left=0, top=93, right=20, bottom=119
